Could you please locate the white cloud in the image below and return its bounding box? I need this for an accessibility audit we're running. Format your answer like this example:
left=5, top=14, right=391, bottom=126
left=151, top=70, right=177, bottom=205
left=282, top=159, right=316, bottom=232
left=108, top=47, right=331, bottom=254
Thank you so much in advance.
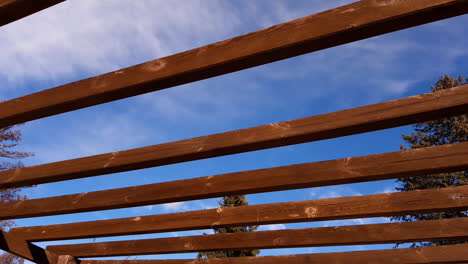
left=382, top=187, right=395, bottom=194
left=310, top=185, right=362, bottom=199
left=160, top=202, right=187, bottom=212
left=380, top=182, right=398, bottom=194
left=380, top=80, right=413, bottom=95
left=0, top=0, right=242, bottom=91
left=260, top=224, right=286, bottom=231
left=189, top=200, right=218, bottom=210
left=21, top=110, right=157, bottom=164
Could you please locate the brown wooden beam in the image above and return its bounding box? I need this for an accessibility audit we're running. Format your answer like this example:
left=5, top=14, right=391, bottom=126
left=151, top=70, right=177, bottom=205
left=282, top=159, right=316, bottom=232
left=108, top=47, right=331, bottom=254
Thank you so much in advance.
left=46, top=218, right=468, bottom=257
left=2, top=141, right=468, bottom=220
left=1, top=0, right=467, bottom=128
left=10, top=185, right=468, bottom=242
left=0, top=0, right=64, bottom=27
left=1, top=86, right=468, bottom=190
left=79, top=244, right=468, bottom=264
left=0, top=230, right=59, bottom=264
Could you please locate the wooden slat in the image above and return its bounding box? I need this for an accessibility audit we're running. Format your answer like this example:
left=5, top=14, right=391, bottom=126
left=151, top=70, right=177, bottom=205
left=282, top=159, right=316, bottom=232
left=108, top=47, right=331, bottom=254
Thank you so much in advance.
left=2, top=141, right=468, bottom=220
left=10, top=185, right=468, bottom=242
left=0, top=230, right=59, bottom=264
left=79, top=244, right=468, bottom=264
left=0, top=0, right=63, bottom=27
left=45, top=218, right=468, bottom=257
left=1, top=86, right=468, bottom=190
left=1, top=0, right=467, bottom=128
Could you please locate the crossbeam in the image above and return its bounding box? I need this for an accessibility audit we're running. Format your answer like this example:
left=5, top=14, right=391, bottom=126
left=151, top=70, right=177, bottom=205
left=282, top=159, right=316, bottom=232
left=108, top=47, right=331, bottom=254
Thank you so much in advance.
left=0, top=231, right=58, bottom=264
left=0, top=0, right=63, bottom=27
left=0, top=0, right=467, bottom=128
left=46, top=218, right=468, bottom=257
left=79, top=244, right=468, bottom=264
left=9, top=185, right=468, bottom=242
left=1, top=86, right=467, bottom=190
left=1, top=141, right=467, bottom=220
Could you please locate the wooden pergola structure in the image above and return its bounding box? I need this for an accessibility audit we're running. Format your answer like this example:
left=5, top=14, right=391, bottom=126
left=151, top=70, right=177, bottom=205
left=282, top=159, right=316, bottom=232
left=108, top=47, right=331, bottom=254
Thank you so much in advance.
left=1, top=0, right=468, bottom=263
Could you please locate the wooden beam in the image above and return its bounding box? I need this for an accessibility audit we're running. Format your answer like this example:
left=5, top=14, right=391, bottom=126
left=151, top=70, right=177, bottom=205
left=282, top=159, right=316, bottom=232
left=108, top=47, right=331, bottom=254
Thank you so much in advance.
left=0, top=230, right=58, bottom=264
left=79, top=244, right=468, bottom=264
left=10, top=185, right=468, bottom=242
left=46, top=218, right=468, bottom=257
left=1, top=86, right=468, bottom=190
left=2, top=141, right=468, bottom=220
left=1, top=0, right=467, bottom=127
left=0, top=0, right=64, bottom=27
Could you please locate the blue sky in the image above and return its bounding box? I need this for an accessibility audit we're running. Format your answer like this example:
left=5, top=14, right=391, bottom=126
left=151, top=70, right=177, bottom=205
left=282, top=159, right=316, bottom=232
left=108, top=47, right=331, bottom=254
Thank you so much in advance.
left=1, top=0, right=468, bottom=260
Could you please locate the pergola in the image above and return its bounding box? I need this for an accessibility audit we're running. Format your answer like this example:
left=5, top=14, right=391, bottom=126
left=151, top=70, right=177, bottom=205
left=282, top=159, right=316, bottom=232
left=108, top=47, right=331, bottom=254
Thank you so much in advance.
left=1, top=0, right=468, bottom=263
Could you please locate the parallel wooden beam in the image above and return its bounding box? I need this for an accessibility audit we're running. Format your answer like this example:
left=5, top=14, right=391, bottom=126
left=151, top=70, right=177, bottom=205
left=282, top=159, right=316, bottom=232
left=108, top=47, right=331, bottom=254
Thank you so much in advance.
left=0, top=0, right=64, bottom=27
left=2, top=141, right=468, bottom=220
left=0, top=230, right=58, bottom=264
left=1, top=86, right=468, bottom=190
left=46, top=218, right=468, bottom=257
left=79, top=244, right=468, bottom=264
left=10, top=185, right=468, bottom=242
left=1, top=0, right=467, bottom=128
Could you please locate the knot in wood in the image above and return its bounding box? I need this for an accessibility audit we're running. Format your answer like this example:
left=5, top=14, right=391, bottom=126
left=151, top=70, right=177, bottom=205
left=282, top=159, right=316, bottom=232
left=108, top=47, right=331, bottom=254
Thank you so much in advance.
left=305, top=207, right=318, bottom=218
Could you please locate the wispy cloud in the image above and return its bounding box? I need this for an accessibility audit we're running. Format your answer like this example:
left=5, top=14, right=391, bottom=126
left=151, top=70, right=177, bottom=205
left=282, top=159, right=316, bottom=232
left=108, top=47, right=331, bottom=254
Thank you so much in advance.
left=380, top=182, right=399, bottom=194
left=160, top=202, right=187, bottom=212
left=260, top=224, right=286, bottom=231
left=310, top=185, right=362, bottom=199
left=21, top=110, right=158, bottom=163
left=0, top=0, right=242, bottom=92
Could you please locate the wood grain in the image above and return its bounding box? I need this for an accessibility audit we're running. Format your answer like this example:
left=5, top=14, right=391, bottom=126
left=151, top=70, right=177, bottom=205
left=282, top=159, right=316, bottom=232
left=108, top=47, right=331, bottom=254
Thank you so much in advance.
left=79, top=244, right=468, bottom=264
left=1, top=86, right=468, bottom=190
left=1, top=0, right=467, bottom=127
left=0, top=0, right=63, bottom=27
left=46, top=218, right=468, bottom=257
left=2, top=142, right=467, bottom=220
left=10, top=185, right=468, bottom=242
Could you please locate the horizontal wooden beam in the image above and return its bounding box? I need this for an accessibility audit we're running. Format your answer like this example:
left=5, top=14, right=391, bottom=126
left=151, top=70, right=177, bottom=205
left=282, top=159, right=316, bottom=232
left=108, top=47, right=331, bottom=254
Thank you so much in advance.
left=10, top=185, right=468, bottom=242
left=1, top=86, right=468, bottom=190
left=1, top=0, right=467, bottom=128
left=2, top=141, right=468, bottom=220
left=0, top=230, right=58, bottom=264
left=46, top=218, right=468, bottom=257
left=79, top=244, right=468, bottom=264
left=0, top=0, right=64, bottom=27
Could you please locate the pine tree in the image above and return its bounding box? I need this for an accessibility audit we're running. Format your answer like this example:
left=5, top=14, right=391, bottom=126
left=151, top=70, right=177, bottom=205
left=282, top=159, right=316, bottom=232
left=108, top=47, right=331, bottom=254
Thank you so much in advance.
left=0, top=124, right=33, bottom=264
left=197, top=195, right=260, bottom=258
left=392, top=75, right=467, bottom=247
